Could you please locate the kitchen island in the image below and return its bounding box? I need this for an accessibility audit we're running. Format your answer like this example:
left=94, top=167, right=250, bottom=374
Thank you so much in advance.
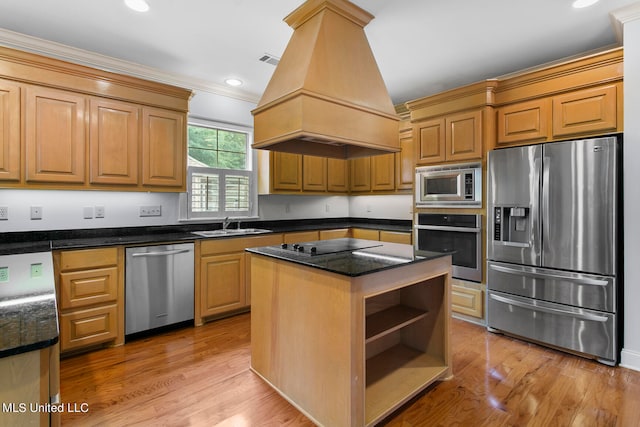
left=247, top=238, right=452, bottom=426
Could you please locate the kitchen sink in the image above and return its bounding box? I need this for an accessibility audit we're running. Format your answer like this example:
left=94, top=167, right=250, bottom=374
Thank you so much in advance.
left=192, top=228, right=272, bottom=238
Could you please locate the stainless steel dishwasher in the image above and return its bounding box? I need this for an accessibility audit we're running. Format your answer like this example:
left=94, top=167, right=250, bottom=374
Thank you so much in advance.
left=125, top=243, right=194, bottom=335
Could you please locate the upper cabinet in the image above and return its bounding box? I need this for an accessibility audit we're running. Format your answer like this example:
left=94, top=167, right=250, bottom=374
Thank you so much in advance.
left=141, top=107, right=185, bottom=188
left=25, top=86, right=87, bottom=184
left=395, top=120, right=414, bottom=191
left=90, top=99, right=139, bottom=186
left=407, top=81, right=497, bottom=166
left=0, top=46, right=191, bottom=191
left=0, top=80, right=20, bottom=182
left=494, top=48, right=622, bottom=149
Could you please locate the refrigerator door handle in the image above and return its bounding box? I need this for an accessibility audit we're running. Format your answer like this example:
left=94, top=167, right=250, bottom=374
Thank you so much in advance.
left=488, top=263, right=609, bottom=287
left=414, top=225, right=481, bottom=233
left=500, top=241, right=531, bottom=248
left=489, top=293, right=609, bottom=322
left=541, top=155, right=550, bottom=249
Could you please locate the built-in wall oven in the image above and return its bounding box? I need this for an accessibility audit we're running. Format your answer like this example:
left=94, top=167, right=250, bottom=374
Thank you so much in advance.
left=414, top=213, right=482, bottom=282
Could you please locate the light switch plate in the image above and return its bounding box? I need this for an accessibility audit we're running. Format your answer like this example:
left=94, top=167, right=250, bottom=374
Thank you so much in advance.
left=30, top=206, right=43, bottom=220
left=0, top=206, right=7, bottom=220
left=0, top=266, right=8, bottom=282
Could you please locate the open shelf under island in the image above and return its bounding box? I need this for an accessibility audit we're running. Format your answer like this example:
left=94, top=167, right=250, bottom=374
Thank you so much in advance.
left=246, top=238, right=452, bottom=426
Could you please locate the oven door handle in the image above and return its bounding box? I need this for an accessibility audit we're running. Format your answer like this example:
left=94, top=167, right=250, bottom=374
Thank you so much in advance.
left=414, top=225, right=481, bottom=233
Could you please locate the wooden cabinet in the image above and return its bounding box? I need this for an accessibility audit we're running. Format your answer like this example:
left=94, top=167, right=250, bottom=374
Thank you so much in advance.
left=0, top=45, right=191, bottom=191
left=0, top=80, right=20, bottom=182
left=196, top=234, right=283, bottom=325
left=350, top=153, right=396, bottom=193
left=494, top=48, right=623, bottom=148
left=302, top=155, right=327, bottom=191
left=552, top=84, right=618, bottom=138
left=395, top=125, right=414, bottom=191
left=451, top=282, right=483, bottom=319
left=414, top=110, right=483, bottom=165
left=379, top=230, right=412, bottom=245
left=90, top=98, right=139, bottom=185
left=319, top=228, right=351, bottom=239
left=497, top=98, right=550, bottom=146
left=141, top=107, right=185, bottom=189
left=25, top=86, right=87, bottom=183
left=497, top=85, right=619, bottom=147
left=352, top=228, right=380, bottom=241
left=327, top=158, right=349, bottom=192
left=55, top=247, right=123, bottom=353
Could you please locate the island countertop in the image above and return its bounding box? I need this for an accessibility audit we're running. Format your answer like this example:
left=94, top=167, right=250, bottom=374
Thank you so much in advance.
left=245, top=238, right=448, bottom=277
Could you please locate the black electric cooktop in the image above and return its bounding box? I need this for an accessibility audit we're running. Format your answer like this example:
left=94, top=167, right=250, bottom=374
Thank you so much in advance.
left=275, top=238, right=382, bottom=256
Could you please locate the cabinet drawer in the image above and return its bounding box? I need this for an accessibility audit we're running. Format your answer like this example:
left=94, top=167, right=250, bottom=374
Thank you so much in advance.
left=60, top=304, right=118, bottom=352
left=200, top=234, right=283, bottom=255
left=451, top=284, right=483, bottom=318
left=59, top=267, right=118, bottom=310
left=319, top=229, right=351, bottom=240
left=379, top=231, right=411, bottom=244
left=59, top=247, right=118, bottom=270
left=283, top=231, right=319, bottom=244
left=351, top=229, right=379, bottom=241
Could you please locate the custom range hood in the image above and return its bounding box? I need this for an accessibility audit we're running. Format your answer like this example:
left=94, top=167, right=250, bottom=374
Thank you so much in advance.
left=251, top=0, right=400, bottom=159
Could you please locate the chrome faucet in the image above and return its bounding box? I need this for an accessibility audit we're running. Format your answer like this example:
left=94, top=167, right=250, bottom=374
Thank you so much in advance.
left=222, top=216, right=232, bottom=230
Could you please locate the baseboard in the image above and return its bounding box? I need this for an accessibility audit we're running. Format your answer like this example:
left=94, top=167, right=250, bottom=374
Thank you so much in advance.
left=620, top=348, right=640, bottom=372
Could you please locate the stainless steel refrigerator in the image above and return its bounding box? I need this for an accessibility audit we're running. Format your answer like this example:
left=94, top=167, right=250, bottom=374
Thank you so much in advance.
left=486, top=135, right=621, bottom=365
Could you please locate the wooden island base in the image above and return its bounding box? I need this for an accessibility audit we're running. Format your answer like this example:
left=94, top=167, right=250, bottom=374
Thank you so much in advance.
left=249, top=252, right=452, bottom=426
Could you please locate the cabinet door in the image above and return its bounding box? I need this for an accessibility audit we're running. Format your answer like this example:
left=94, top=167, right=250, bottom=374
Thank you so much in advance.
left=201, top=252, right=246, bottom=317
left=371, top=153, right=395, bottom=191
left=415, top=118, right=445, bottom=165
left=349, top=157, right=371, bottom=192
left=446, top=110, right=482, bottom=161
left=302, top=155, right=327, bottom=191
left=90, top=99, right=139, bottom=185
left=395, top=128, right=414, bottom=191
left=497, top=99, right=550, bottom=146
left=25, top=86, right=86, bottom=183
left=552, top=85, right=617, bottom=138
left=141, top=107, right=185, bottom=188
left=272, top=152, right=302, bottom=191
left=451, top=284, right=483, bottom=318
left=327, top=158, right=349, bottom=192
left=0, top=80, right=20, bottom=181
left=379, top=230, right=411, bottom=244
left=351, top=228, right=379, bottom=240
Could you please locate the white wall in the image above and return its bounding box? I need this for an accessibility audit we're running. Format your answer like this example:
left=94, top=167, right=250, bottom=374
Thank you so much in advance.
left=620, top=8, right=640, bottom=371
left=258, top=194, right=349, bottom=220
left=349, top=194, right=413, bottom=220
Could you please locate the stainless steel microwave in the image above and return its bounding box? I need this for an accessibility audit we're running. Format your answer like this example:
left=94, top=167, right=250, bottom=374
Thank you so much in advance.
left=415, top=162, right=482, bottom=208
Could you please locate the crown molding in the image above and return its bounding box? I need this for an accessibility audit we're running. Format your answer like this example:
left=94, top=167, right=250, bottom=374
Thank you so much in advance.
left=0, top=27, right=261, bottom=104
left=610, top=2, right=640, bottom=43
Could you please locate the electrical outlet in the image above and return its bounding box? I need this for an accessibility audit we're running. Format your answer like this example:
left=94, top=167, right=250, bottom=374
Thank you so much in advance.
left=30, top=263, right=43, bottom=278
left=0, top=206, right=7, bottom=220
left=83, top=206, right=94, bottom=219
left=0, top=266, right=8, bottom=282
left=285, top=203, right=291, bottom=213
left=139, top=205, right=162, bottom=217
left=95, top=206, right=105, bottom=218
left=325, top=204, right=330, bottom=213
left=30, top=206, right=43, bottom=220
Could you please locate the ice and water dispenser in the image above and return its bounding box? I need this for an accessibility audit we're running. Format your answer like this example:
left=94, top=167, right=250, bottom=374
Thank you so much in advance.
left=493, top=206, right=531, bottom=244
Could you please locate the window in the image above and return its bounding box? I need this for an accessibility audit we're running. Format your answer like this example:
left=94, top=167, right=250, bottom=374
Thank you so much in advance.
left=185, top=119, right=257, bottom=219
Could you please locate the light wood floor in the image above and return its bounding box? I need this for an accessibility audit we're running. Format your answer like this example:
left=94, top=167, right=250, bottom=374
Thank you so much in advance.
left=60, top=313, right=640, bottom=426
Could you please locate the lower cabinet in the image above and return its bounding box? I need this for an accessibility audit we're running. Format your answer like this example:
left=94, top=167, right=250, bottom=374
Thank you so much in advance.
left=196, top=234, right=283, bottom=325
left=451, top=280, right=483, bottom=319
left=54, top=247, right=124, bottom=353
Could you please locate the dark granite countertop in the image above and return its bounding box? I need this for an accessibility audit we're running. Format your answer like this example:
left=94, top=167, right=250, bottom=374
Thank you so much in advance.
left=1, top=217, right=411, bottom=254
left=246, top=238, right=449, bottom=277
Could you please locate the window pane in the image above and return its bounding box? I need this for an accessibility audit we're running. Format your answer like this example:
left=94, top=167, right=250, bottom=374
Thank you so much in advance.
left=218, top=130, right=247, bottom=152
left=188, top=147, right=218, bottom=168
left=218, top=151, right=246, bottom=170
left=225, top=175, right=250, bottom=211
left=191, top=173, right=219, bottom=212
left=188, top=126, right=217, bottom=149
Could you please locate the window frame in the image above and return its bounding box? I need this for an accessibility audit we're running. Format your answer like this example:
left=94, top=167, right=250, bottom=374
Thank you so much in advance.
left=184, top=118, right=257, bottom=220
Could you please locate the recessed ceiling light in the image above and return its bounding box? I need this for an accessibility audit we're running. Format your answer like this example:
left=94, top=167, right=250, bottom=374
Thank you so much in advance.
left=572, top=0, right=599, bottom=8
left=124, top=0, right=149, bottom=13
left=225, top=78, right=243, bottom=87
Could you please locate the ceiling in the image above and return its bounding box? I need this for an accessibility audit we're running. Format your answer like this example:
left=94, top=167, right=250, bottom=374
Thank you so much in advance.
left=0, top=0, right=636, bottom=106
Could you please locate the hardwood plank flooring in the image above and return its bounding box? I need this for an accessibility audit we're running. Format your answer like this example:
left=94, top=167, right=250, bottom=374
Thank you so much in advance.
left=60, top=314, right=640, bottom=426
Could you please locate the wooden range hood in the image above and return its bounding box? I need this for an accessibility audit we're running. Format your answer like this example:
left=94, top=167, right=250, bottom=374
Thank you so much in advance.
left=251, top=0, right=400, bottom=159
